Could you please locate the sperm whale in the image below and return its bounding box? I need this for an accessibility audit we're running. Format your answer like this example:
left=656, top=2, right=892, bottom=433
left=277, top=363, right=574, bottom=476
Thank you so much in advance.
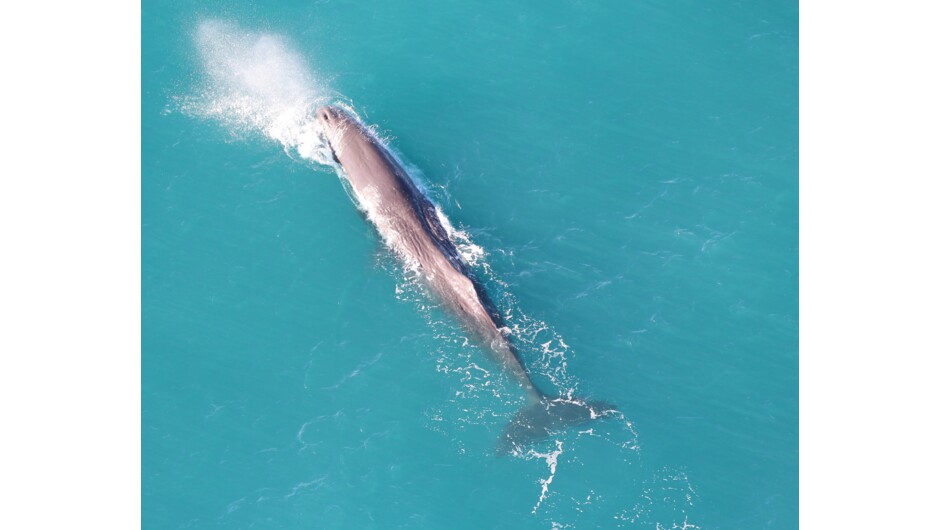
left=315, top=105, right=615, bottom=454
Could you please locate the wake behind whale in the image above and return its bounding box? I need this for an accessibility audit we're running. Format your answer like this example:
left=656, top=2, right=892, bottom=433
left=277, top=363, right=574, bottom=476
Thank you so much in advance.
left=182, top=19, right=617, bottom=456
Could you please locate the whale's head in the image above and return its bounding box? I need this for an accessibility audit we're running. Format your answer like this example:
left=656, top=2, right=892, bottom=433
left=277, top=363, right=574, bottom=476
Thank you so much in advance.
left=315, top=105, right=343, bottom=129
left=315, top=105, right=352, bottom=162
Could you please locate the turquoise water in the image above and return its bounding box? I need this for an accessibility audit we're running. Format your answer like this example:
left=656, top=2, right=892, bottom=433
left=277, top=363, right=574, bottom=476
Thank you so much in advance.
left=143, top=1, right=797, bottom=528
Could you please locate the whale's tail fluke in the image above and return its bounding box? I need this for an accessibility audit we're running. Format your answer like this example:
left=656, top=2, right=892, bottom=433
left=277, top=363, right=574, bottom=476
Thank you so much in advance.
left=496, top=396, right=618, bottom=456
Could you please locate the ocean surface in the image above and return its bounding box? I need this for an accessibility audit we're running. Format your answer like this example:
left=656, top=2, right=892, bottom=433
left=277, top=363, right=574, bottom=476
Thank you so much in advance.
left=142, top=1, right=797, bottom=528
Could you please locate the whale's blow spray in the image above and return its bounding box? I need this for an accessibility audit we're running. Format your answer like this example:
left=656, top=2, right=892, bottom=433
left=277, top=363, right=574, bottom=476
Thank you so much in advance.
left=181, top=19, right=337, bottom=166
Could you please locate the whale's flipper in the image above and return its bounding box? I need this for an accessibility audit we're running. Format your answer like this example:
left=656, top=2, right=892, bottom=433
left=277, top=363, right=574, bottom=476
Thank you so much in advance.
left=496, top=397, right=618, bottom=456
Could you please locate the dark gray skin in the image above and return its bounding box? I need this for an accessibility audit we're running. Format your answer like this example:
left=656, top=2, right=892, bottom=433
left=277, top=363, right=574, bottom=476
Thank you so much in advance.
left=316, top=105, right=543, bottom=404
left=315, top=105, right=615, bottom=454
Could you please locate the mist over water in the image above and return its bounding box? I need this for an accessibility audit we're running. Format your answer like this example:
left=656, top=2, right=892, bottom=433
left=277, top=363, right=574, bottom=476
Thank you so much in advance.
left=182, top=20, right=336, bottom=166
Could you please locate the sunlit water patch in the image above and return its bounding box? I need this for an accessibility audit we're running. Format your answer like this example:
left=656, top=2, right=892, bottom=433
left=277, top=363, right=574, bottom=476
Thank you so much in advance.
left=171, top=17, right=720, bottom=529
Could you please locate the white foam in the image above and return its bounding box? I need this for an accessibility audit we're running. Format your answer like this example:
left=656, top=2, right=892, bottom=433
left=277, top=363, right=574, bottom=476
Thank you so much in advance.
left=527, top=440, right=565, bottom=513
left=433, top=206, right=487, bottom=267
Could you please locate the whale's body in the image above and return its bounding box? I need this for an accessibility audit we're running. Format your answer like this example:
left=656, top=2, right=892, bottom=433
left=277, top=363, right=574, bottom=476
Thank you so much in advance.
left=315, top=106, right=613, bottom=454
